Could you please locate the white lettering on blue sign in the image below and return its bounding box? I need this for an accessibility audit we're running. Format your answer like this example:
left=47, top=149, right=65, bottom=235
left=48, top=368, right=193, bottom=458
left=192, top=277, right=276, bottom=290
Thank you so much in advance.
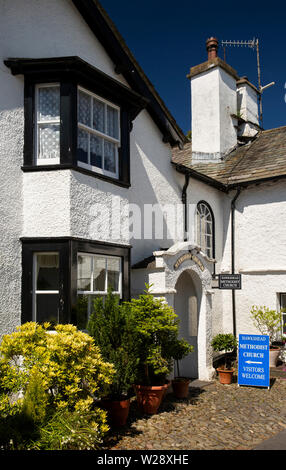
left=238, top=334, right=270, bottom=388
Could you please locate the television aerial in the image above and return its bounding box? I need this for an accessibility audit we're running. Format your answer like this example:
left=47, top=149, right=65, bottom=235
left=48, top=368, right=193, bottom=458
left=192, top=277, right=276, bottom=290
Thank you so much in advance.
left=221, top=38, right=275, bottom=127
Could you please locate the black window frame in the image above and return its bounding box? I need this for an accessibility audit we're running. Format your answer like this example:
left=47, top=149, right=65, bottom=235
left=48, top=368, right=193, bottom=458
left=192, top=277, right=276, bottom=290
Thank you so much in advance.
left=5, top=56, right=148, bottom=188
left=21, top=237, right=131, bottom=326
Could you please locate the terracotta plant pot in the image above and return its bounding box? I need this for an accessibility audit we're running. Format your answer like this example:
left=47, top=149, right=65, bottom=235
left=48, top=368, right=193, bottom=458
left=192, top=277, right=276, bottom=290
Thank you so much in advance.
left=171, top=377, right=191, bottom=398
left=134, top=383, right=168, bottom=414
left=216, top=367, right=234, bottom=385
left=269, top=347, right=280, bottom=367
left=100, top=397, right=130, bottom=427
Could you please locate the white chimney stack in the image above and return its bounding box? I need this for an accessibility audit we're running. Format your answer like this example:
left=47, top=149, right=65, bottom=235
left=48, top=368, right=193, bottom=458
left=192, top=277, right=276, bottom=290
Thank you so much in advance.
left=236, top=77, right=260, bottom=141
left=188, top=38, right=239, bottom=162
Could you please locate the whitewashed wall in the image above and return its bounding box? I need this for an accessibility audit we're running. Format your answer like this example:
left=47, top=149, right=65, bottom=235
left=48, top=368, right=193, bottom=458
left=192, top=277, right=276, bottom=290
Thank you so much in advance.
left=219, top=181, right=286, bottom=337
left=233, top=181, right=286, bottom=336
left=23, top=172, right=71, bottom=237
left=0, top=103, right=23, bottom=334
left=186, top=177, right=227, bottom=334
left=237, top=83, right=259, bottom=125
left=69, top=108, right=184, bottom=265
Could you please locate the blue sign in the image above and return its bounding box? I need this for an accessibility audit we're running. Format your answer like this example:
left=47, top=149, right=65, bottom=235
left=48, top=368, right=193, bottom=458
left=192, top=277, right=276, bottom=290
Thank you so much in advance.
left=238, top=334, right=270, bottom=388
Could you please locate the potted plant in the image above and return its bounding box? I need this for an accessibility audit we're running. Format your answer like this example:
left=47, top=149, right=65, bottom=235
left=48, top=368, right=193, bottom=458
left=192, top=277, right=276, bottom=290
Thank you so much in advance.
left=170, top=339, right=194, bottom=398
left=211, top=333, right=237, bottom=384
left=126, top=285, right=186, bottom=414
left=250, top=305, right=283, bottom=367
left=87, top=289, right=138, bottom=426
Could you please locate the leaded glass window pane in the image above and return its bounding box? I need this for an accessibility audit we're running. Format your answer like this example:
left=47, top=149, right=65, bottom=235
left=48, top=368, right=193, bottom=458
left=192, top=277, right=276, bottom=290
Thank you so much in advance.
left=38, top=86, right=60, bottom=122
left=93, top=98, right=105, bottom=133
left=107, top=105, right=119, bottom=139
left=104, top=140, right=116, bottom=173
left=90, top=134, right=103, bottom=168
left=78, top=90, right=91, bottom=127
left=38, top=124, right=60, bottom=160
left=36, top=84, right=60, bottom=163
left=77, top=129, right=88, bottom=164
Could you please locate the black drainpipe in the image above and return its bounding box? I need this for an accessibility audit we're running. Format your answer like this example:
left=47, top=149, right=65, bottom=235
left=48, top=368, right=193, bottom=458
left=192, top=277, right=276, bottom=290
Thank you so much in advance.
left=182, top=173, right=190, bottom=241
left=231, top=186, right=241, bottom=337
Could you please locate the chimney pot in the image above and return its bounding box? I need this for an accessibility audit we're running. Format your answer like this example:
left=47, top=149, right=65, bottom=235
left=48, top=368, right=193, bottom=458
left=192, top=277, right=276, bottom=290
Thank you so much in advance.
left=206, top=37, right=219, bottom=61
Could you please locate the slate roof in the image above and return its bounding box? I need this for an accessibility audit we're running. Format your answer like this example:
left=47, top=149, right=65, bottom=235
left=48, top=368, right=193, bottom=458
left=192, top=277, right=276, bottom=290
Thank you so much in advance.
left=172, top=126, right=286, bottom=190
left=132, top=255, right=156, bottom=270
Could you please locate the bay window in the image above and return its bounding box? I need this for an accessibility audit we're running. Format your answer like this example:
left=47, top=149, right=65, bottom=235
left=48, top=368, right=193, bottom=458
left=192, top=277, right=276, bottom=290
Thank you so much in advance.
left=22, top=238, right=130, bottom=329
left=4, top=57, right=147, bottom=187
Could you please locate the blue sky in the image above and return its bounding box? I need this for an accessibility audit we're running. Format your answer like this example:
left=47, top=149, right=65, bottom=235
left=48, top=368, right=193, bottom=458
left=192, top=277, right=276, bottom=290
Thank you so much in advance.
left=100, top=0, right=286, bottom=135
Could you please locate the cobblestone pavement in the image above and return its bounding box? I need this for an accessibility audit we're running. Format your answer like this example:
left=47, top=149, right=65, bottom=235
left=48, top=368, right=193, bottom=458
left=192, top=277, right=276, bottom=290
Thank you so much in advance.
left=104, top=377, right=286, bottom=451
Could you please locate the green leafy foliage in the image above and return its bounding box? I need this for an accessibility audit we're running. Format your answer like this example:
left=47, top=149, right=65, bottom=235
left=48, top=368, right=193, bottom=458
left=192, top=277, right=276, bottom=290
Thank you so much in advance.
left=0, top=322, right=114, bottom=449
left=171, top=338, right=194, bottom=361
left=170, top=338, right=194, bottom=378
left=250, top=305, right=283, bottom=345
left=21, top=367, right=48, bottom=424
left=211, top=333, right=237, bottom=370
left=87, top=289, right=139, bottom=399
left=124, top=285, right=193, bottom=385
left=28, top=408, right=108, bottom=450
left=211, top=333, right=237, bottom=353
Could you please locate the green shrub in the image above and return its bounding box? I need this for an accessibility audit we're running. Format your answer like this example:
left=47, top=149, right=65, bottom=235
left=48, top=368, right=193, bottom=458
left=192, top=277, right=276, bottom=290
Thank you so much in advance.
left=170, top=338, right=194, bottom=378
left=0, top=322, right=114, bottom=449
left=87, top=289, right=138, bottom=399
left=211, top=333, right=237, bottom=370
left=211, top=333, right=237, bottom=353
left=250, top=305, right=282, bottom=345
left=124, top=285, right=193, bottom=385
left=28, top=407, right=109, bottom=450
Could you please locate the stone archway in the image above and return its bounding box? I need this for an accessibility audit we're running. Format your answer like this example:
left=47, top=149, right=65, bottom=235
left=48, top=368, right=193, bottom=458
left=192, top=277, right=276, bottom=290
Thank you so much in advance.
left=131, top=241, right=216, bottom=381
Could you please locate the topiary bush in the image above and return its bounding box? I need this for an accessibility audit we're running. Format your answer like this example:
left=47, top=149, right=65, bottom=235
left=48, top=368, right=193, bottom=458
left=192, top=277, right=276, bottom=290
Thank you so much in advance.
left=0, top=322, right=114, bottom=449
left=171, top=338, right=194, bottom=378
left=211, top=333, right=237, bottom=370
left=124, top=285, right=193, bottom=385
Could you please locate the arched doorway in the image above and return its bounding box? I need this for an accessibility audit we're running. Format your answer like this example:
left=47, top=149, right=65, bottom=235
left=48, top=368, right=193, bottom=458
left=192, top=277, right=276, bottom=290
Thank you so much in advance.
left=174, top=269, right=201, bottom=379
left=132, top=242, right=216, bottom=381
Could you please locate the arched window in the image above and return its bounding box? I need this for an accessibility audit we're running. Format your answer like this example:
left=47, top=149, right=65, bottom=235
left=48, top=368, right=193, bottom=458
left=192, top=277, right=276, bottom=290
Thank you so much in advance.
left=195, top=201, right=214, bottom=258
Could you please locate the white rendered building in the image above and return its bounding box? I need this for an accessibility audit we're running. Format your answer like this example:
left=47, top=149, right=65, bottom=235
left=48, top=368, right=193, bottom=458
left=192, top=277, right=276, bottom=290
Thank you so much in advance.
left=0, top=1, right=286, bottom=381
